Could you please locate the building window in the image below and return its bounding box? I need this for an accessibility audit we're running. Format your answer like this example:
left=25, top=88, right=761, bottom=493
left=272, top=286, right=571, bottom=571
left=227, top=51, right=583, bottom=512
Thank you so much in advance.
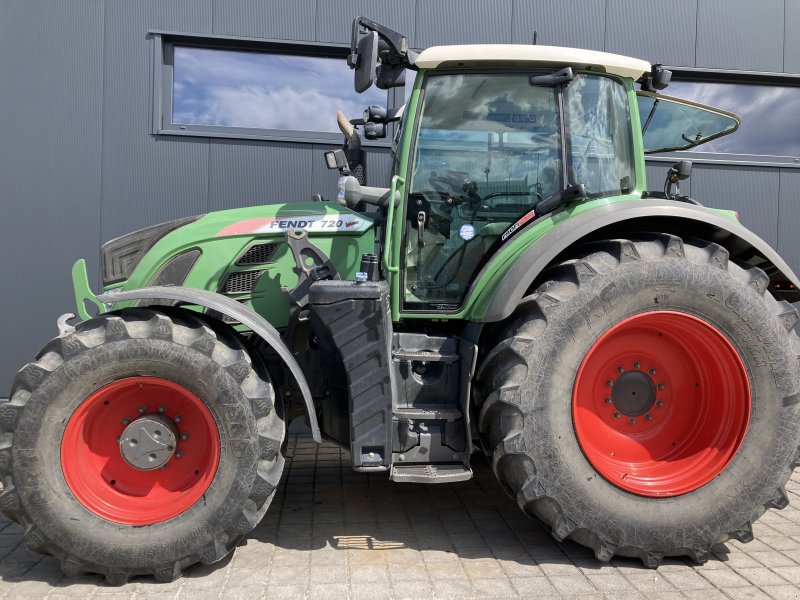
left=649, top=77, right=800, bottom=165
left=154, top=33, right=394, bottom=144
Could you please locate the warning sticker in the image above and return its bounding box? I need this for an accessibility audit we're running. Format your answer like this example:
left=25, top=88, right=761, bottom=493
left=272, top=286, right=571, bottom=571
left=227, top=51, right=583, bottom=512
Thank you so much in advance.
left=216, top=214, right=372, bottom=237
left=501, top=208, right=537, bottom=242
left=459, top=223, right=476, bottom=241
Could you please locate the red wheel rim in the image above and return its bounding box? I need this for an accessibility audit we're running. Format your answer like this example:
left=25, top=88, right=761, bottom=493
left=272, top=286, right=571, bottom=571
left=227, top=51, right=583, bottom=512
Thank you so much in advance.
left=61, top=377, right=219, bottom=524
left=572, top=311, right=750, bottom=497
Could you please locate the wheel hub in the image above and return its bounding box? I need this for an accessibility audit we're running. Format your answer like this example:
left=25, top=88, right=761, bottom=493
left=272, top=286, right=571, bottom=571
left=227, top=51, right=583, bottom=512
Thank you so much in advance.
left=119, top=414, right=178, bottom=470
left=611, top=370, right=655, bottom=416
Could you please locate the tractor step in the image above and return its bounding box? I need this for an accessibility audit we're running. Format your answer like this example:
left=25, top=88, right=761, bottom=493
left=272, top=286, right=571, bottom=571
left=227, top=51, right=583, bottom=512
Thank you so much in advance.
left=393, top=350, right=459, bottom=363
left=394, top=406, right=463, bottom=421
left=390, top=463, right=473, bottom=483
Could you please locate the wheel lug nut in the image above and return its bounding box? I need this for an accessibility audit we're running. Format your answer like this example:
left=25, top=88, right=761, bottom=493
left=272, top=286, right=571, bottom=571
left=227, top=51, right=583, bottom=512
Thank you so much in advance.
left=604, top=397, right=612, bottom=404
left=606, top=379, right=614, bottom=387
left=633, top=362, right=640, bottom=369
left=617, top=366, right=624, bottom=374
left=649, top=369, right=657, bottom=376
left=121, top=417, right=131, bottom=425
left=175, top=450, right=183, bottom=458
left=656, top=400, right=664, bottom=408
left=645, top=413, right=653, bottom=421
left=138, top=405, right=147, bottom=414
left=657, top=383, right=665, bottom=390
left=613, top=411, right=621, bottom=419
left=158, top=404, right=166, bottom=413
left=174, top=415, right=183, bottom=423
left=628, top=417, right=636, bottom=425
left=181, top=432, right=189, bottom=440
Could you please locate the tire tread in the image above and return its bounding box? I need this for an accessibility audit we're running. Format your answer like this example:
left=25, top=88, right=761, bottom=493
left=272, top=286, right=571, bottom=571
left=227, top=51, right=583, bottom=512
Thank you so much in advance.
left=0, top=307, right=284, bottom=585
left=476, top=233, right=800, bottom=567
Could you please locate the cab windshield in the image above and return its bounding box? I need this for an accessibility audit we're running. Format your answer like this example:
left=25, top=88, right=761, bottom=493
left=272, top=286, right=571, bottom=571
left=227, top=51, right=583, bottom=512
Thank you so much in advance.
left=404, top=71, right=634, bottom=308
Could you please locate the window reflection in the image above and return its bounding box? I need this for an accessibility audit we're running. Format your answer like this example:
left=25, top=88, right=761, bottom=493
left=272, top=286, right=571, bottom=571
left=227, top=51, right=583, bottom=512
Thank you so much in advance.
left=638, top=94, right=739, bottom=153
left=665, top=80, right=800, bottom=157
left=172, top=46, right=386, bottom=133
left=566, top=75, right=634, bottom=195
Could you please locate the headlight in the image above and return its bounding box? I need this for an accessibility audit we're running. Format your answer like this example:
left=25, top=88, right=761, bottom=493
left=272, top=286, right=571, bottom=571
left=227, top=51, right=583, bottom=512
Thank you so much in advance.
left=101, top=215, right=202, bottom=286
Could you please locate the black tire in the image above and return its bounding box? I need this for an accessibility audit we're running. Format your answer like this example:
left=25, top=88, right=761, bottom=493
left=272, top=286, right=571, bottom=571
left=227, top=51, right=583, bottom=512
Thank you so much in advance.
left=476, top=233, right=800, bottom=567
left=0, top=307, right=285, bottom=584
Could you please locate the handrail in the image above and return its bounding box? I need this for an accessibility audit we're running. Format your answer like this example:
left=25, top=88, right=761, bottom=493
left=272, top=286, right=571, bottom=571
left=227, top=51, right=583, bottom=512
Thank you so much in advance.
left=383, top=175, right=404, bottom=274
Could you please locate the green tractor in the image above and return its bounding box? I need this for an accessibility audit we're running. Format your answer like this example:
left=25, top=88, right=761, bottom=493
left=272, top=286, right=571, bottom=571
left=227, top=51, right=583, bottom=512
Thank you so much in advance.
left=2, top=18, right=799, bottom=584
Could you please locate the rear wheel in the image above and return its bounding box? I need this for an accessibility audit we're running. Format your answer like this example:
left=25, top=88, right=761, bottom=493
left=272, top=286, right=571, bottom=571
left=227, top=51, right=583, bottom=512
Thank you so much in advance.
left=477, top=234, right=800, bottom=566
left=0, top=308, right=284, bottom=584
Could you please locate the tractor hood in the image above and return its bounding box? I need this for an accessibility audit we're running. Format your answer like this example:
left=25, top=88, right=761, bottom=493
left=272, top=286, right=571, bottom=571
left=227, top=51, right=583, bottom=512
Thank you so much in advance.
left=103, top=202, right=376, bottom=329
left=102, top=202, right=373, bottom=288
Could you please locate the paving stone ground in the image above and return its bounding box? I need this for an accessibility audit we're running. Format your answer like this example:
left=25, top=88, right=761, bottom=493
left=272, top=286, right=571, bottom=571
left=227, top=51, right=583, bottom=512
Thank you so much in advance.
left=1, top=435, right=800, bottom=599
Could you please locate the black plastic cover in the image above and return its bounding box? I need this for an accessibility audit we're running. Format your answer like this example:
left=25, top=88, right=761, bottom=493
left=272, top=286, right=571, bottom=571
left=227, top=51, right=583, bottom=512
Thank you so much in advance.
left=309, top=279, right=385, bottom=303
left=101, top=215, right=202, bottom=286
left=309, top=280, right=393, bottom=468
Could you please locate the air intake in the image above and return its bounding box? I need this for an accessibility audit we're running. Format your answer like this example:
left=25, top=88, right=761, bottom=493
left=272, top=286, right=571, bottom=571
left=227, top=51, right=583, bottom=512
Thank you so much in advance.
left=222, top=270, right=262, bottom=294
left=237, top=243, right=279, bottom=265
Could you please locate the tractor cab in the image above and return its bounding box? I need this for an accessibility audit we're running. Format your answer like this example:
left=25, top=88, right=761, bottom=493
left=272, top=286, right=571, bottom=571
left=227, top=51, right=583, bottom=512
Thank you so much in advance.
left=331, top=18, right=741, bottom=316
left=400, top=68, right=634, bottom=308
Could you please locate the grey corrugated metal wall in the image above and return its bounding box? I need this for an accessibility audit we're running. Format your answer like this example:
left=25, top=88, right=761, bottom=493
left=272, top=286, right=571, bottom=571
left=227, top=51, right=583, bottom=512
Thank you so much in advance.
left=0, top=0, right=798, bottom=390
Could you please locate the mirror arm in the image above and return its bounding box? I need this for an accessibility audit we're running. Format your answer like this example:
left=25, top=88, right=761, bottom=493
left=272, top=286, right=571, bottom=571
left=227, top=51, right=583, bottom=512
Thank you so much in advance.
left=349, top=17, right=417, bottom=69
left=339, top=176, right=396, bottom=209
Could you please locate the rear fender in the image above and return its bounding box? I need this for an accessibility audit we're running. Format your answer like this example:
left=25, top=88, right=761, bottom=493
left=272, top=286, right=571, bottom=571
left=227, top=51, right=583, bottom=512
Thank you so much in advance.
left=92, top=284, right=321, bottom=443
left=478, top=199, right=800, bottom=322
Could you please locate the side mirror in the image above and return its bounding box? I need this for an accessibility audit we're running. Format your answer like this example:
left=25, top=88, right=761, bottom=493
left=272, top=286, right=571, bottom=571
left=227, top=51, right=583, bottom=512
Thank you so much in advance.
left=324, top=149, right=350, bottom=172
left=376, top=64, right=406, bottom=90
left=668, top=160, right=692, bottom=182
left=665, top=160, right=692, bottom=199
left=353, top=31, right=378, bottom=93
left=641, top=64, right=672, bottom=92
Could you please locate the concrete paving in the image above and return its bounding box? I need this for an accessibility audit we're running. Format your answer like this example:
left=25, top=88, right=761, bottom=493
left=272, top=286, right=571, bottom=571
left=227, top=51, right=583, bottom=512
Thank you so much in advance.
left=1, top=435, right=800, bottom=599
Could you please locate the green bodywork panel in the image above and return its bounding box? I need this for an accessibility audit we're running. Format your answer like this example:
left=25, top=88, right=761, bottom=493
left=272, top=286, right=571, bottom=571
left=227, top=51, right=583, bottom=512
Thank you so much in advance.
left=72, top=259, right=106, bottom=321
left=100, top=202, right=374, bottom=329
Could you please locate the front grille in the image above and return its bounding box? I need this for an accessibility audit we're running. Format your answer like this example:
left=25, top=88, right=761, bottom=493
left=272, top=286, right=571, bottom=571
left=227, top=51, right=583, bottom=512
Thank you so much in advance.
left=237, top=243, right=279, bottom=265
left=222, top=270, right=262, bottom=294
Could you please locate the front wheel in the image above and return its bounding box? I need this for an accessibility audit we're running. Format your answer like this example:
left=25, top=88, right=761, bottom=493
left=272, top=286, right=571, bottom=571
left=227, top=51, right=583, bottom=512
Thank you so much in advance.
left=477, top=234, right=800, bottom=566
left=0, top=308, right=285, bottom=584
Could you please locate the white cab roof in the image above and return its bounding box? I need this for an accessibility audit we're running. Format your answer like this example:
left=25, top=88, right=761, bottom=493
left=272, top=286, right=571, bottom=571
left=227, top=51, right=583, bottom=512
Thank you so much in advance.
left=415, top=45, right=651, bottom=80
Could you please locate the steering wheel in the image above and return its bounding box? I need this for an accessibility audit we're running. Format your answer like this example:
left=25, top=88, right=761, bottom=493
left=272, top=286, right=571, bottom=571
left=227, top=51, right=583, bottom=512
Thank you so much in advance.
left=429, top=170, right=483, bottom=209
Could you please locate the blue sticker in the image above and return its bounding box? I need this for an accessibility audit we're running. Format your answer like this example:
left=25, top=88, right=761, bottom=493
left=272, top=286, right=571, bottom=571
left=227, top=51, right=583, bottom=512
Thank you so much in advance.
left=459, top=224, right=476, bottom=241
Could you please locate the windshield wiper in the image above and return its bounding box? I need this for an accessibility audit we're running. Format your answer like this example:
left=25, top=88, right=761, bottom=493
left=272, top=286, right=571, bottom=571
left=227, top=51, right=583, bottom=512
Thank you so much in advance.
left=536, top=183, right=587, bottom=216
left=641, top=98, right=660, bottom=134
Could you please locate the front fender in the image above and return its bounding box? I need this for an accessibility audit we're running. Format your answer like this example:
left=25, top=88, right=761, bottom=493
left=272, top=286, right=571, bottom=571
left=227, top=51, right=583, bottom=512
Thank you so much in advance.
left=92, top=285, right=321, bottom=443
left=476, top=199, right=800, bottom=322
